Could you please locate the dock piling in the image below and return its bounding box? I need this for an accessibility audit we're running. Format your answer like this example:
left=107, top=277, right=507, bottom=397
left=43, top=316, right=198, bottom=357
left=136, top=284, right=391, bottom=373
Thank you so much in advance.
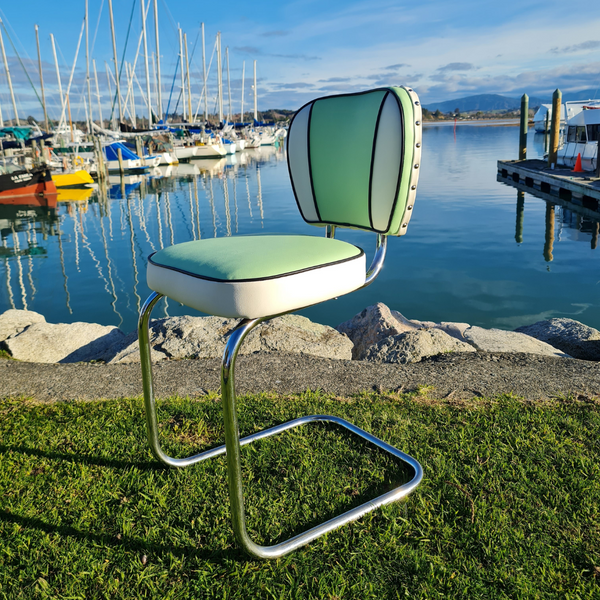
left=547, top=89, right=562, bottom=168
left=519, top=94, right=528, bottom=160
left=117, top=147, right=124, bottom=174
left=515, top=191, right=525, bottom=243
left=543, top=203, right=555, bottom=262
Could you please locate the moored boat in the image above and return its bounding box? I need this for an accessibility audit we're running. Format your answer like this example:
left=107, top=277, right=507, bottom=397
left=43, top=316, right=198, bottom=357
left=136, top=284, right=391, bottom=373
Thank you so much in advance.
left=52, top=169, right=94, bottom=188
left=103, top=142, right=149, bottom=173
left=0, top=164, right=57, bottom=199
left=557, top=101, right=600, bottom=171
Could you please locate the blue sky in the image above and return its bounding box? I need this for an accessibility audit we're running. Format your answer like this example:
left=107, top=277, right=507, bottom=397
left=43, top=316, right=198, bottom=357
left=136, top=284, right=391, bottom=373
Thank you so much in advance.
left=1, top=0, right=600, bottom=121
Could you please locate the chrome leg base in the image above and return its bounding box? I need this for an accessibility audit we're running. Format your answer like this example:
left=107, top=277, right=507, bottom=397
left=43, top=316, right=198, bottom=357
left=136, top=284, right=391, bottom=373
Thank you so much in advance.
left=138, top=292, right=423, bottom=559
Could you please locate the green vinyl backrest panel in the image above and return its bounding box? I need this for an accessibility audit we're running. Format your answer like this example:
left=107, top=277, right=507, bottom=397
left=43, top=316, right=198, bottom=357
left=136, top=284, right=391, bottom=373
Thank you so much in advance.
left=287, top=86, right=422, bottom=236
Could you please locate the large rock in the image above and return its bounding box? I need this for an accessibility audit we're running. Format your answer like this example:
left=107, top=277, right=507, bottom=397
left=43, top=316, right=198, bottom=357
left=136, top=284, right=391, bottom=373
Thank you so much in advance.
left=336, top=302, right=433, bottom=360
left=0, top=309, right=46, bottom=343
left=515, top=318, right=600, bottom=361
left=435, top=321, right=471, bottom=342
left=463, top=326, right=570, bottom=358
left=364, top=328, right=476, bottom=364
left=3, top=321, right=126, bottom=363
left=110, top=314, right=353, bottom=364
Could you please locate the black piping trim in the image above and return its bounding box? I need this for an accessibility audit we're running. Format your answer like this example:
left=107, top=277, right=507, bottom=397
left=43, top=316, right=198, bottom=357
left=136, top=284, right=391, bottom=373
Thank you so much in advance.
left=306, top=102, right=321, bottom=221
left=287, top=87, right=413, bottom=234
left=148, top=247, right=366, bottom=284
left=387, top=90, right=407, bottom=234
left=368, top=91, right=390, bottom=230
left=286, top=102, right=321, bottom=222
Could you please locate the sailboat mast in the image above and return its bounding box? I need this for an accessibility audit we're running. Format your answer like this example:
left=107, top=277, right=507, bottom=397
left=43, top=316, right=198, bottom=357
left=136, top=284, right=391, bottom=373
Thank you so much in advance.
left=152, top=52, right=158, bottom=119
left=178, top=27, right=186, bottom=121
left=50, top=34, right=65, bottom=120
left=217, top=32, right=223, bottom=124
left=240, top=61, right=245, bottom=123
left=140, top=0, right=153, bottom=127
left=35, top=25, right=49, bottom=131
left=0, top=21, right=20, bottom=125
left=184, top=32, right=192, bottom=123
left=108, top=0, right=123, bottom=125
left=93, top=59, right=103, bottom=126
left=127, top=62, right=136, bottom=128
left=153, top=0, right=162, bottom=121
left=202, top=23, right=207, bottom=122
left=253, top=60, right=257, bottom=121
left=105, top=60, right=113, bottom=112
left=85, top=0, right=94, bottom=133
left=226, top=47, right=232, bottom=123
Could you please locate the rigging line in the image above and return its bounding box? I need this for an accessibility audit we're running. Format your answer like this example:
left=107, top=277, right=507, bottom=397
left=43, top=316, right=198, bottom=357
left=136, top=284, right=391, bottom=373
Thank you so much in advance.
left=120, top=0, right=151, bottom=117
left=158, top=0, right=179, bottom=37
left=109, top=0, right=137, bottom=124
left=193, top=36, right=217, bottom=122
left=119, top=0, right=152, bottom=122
left=90, top=0, right=106, bottom=56
left=0, top=9, right=35, bottom=66
left=132, top=68, right=158, bottom=118
left=57, top=20, right=85, bottom=130
left=164, top=53, right=179, bottom=118
left=0, top=19, right=44, bottom=111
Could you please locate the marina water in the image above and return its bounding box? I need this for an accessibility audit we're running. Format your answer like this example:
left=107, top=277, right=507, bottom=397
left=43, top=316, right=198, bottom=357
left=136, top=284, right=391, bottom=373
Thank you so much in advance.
left=1, top=123, right=598, bottom=335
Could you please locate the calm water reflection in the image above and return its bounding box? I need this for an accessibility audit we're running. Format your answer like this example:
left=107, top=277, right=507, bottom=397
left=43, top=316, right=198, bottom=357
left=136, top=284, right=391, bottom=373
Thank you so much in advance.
left=1, top=126, right=598, bottom=334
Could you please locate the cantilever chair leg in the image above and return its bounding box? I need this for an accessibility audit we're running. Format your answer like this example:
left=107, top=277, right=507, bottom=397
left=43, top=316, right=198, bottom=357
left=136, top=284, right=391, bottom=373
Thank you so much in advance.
left=138, top=291, right=423, bottom=559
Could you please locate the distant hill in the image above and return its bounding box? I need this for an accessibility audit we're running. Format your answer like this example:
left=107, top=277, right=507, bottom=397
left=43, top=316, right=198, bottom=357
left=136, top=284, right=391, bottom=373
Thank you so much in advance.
left=424, top=88, right=600, bottom=114
left=425, top=93, right=547, bottom=113
left=561, top=88, right=600, bottom=102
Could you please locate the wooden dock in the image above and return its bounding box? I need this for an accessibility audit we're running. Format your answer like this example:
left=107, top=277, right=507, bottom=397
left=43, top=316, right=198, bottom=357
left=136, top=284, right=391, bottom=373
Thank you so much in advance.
left=497, top=159, right=600, bottom=206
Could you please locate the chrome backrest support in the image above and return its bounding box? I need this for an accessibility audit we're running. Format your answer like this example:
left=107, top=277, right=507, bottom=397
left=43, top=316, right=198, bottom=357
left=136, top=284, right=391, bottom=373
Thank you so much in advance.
left=325, top=226, right=387, bottom=289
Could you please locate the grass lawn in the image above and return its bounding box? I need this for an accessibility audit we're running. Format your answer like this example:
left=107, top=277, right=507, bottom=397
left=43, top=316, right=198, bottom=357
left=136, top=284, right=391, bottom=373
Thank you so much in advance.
left=0, top=390, right=599, bottom=599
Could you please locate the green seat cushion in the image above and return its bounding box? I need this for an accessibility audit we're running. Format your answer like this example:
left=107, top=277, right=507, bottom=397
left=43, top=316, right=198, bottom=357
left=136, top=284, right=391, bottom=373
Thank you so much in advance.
left=149, top=235, right=364, bottom=282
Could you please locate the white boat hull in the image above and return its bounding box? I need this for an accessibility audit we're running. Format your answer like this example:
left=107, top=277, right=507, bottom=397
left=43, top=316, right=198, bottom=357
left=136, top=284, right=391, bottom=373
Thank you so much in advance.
left=191, top=144, right=227, bottom=159
left=557, top=141, right=598, bottom=171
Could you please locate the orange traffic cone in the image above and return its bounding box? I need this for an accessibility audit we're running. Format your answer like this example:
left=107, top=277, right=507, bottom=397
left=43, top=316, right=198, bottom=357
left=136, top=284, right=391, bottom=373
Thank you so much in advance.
left=572, top=153, right=583, bottom=172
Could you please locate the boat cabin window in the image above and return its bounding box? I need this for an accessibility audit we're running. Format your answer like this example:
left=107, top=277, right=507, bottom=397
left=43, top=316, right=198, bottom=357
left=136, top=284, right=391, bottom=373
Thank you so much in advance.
left=587, top=124, right=600, bottom=142
left=567, top=126, right=587, bottom=143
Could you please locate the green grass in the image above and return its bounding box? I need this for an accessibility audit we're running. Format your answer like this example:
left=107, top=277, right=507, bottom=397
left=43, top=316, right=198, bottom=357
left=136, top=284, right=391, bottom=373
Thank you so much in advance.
left=0, top=391, right=599, bottom=599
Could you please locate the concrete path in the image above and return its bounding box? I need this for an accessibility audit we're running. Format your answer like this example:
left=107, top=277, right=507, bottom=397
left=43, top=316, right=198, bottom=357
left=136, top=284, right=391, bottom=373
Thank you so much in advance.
left=1, top=352, right=599, bottom=402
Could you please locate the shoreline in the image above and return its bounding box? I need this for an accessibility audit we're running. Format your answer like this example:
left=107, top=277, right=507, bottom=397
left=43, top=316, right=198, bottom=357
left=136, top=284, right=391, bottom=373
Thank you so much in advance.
left=1, top=304, right=599, bottom=402
left=423, top=118, right=520, bottom=127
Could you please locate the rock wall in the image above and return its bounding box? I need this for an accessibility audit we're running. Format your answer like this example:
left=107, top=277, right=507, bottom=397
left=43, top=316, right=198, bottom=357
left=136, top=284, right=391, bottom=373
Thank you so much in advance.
left=1, top=304, right=598, bottom=365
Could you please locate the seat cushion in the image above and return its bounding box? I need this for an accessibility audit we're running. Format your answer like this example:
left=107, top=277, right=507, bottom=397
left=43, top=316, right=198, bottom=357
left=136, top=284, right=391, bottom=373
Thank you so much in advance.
left=147, top=235, right=366, bottom=318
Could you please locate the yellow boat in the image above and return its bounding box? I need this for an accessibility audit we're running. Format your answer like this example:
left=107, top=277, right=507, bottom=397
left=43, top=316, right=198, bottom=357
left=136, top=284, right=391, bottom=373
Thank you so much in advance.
left=57, top=187, right=94, bottom=202
left=52, top=169, right=94, bottom=188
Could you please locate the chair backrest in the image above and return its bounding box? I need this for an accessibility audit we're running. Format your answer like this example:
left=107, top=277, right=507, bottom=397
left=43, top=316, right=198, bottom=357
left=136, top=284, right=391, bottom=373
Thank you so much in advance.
left=287, top=86, right=422, bottom=236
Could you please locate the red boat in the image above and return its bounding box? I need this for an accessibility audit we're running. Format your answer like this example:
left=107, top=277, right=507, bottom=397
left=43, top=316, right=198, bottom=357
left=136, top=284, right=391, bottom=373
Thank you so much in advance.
left=0, top=165, right=57, bottom=199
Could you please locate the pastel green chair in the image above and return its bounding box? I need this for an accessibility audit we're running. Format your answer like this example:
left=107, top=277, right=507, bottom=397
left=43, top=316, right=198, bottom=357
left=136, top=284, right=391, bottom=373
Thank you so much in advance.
left=138, top=86, right=424, bottom=559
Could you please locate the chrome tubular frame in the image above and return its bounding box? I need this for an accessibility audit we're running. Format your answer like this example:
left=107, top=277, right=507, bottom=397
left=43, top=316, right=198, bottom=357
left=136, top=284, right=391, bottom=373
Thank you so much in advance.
left=325, top=226, right=388, bottom=288
left=363, top=234, right=387, bottom=288
left=138, top=256, right=422, bottom=558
